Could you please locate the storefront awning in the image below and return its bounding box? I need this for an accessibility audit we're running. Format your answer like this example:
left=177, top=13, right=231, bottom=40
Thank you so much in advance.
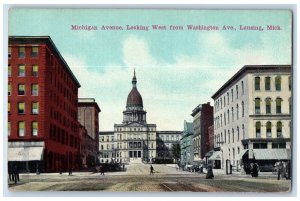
left=8, top=147, right=44, bottom=161
left=253, top=149, right=291, bottom=160
left=237, top=149, right=249, bottom=160
left=208, top=151, right=222, bottom=160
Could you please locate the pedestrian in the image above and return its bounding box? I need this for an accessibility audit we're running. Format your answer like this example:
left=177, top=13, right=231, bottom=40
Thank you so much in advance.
left=68, top=166, right=73, bottom=176
left=285, top=161, right=291, bottom=180
left=206, top=165, right=214, bottom=179
left=13, top=165, right=19, bottom=184
left=150, top=165, right=154, bottom=175
left=277, top=161, right=283, bottom=180
left=100, top=165, right=105, bottom=175
left=251, top=163, right=259, bottom=177
left=8, top=163, right=13, bottom=182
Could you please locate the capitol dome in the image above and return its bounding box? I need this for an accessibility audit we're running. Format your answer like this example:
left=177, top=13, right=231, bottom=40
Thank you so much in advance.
left=126, top=70, right=143, bottom=108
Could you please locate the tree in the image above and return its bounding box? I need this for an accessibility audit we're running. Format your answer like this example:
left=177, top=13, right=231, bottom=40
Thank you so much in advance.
left=171, top=143, right=181, bottom=164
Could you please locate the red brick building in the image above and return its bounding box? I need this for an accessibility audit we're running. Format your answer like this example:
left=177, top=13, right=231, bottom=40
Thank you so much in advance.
left=8, top=36, right=81, bottom=173
left=78, top=98, right=101, bottom=168
left=191, top=103, right=214, bottom=159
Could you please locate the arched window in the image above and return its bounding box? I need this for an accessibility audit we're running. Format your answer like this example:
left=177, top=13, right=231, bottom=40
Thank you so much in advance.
left=232, top=128, right=235, bottom=143
left=220, top=114, right=223, bottom=127
left=224, top=112, right=226, bottom=125
left=255, top=98, right=261, bottom=114
left=236, top=104, right=239, bottom=120
left=275, top=76, right=281, bottom=91
left=256, top=122, right=261, bottom=137
left=266, top=98, right=272, bottom=114
left=231, top=89, right=234, bottom=102
left=236, top=85, right=239, bottom=98
left=277, top=121, right=282, bottom=137
left=224, top=96, right=226, bottom=107
left=224, top=130, right=227, bottom=143
left=266, top=122, right=272, bottom=137
left=276, top=98, right=282, bottom=114
left=237, top=126, right=240, bottom=141
left=232, top=107, right=234, bottom=121
left=265, top=77, right=271, bottom=90
left=220, top=99, right=222, bottom=109
left=227, top=92, right=229, bottom=105
left=255, top=77, right=260, bottom=90
left=228, top=130, right=230, bottom=144
left=242, top=101, right=245, bottom=117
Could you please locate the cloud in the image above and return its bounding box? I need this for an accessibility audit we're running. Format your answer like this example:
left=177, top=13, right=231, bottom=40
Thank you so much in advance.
left=64, top=32, right=291, bottom=131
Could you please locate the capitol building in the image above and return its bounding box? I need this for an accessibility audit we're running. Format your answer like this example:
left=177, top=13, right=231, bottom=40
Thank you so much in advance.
left=99, top=70, right=181, bottom=164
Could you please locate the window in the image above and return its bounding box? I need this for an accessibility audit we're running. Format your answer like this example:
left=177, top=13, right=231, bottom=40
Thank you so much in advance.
left=266, top=122, right=272, bottom=137
left=236, top=104, right=239, bottom=120
left=32, top=102, right=39, bottom=114
left=8, top=47, right=11, bottom=58
left=32, top=122, right=38, bottom=136
left=255, top=98, right=261, bottom=114
left=253, top=143, right=267, bottom=149
left=232, top=128, right=234, bottom=143
left=18, top=102, right=25, bottom=114
left=242, top=101, right=244, bottom=117
left=18, top=65, right=25, bottom=76
left=227, top=92, right=229, bottom=105
left=272, top=143, right=286, bottom=149
left=256, top=122, right=261, bottom=137
left=241, top=81, right=244, bottom=95
left=224, top=130, right=226, bottom=143
left=231, top=89, right=233, bottom=102
left=237, top=126, right=240, bottom=141
left=275, top=76, right=281, bottom=91
left=265, top=98, right=271, bottom=114
left=242, top=124, right=245, bottom=139
left=228, top=130, right=230, bottom=144
left=18, top=84, right=25, bottom=95
left=8, top=65, right=11, bottom=77
left=227, top=109, right=230, bottom=123
left=224, top=112, right=226, bottom=125
left=255, top=77, right=260, bottom=90
left=224, top=96, right=226, bottom=107
left=8, top=83, right=12, bottom=96
left=276, top=98, right=282, bottom=114
left=264, top=77, right=271, bottom=91
left=18, top=121, right=25, bottom=136
left=19, top=47, right=25, bottom=58
left=8, top=122, right=11, bottom=136
left=231, top=107, right=234, bottom=121
left=32, top=84, right=39, bottom=96
left=31, top=46, right=38, bottom=57
left=32, top=65, right=38, bottom=76
left=277, top=122, right=282, bottom=137
left=236, top=85, right=239, bottom=98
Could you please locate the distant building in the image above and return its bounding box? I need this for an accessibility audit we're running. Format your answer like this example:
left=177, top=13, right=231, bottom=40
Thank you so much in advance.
left=78, top=98, right=101, bottom=167
left=191, top=103, right=213, bottom=160
left=78, top=124, right=96, bottom=168
left=180, top=121, right=194, bottom=166
left=98, top=131, right=114, bottom=163
left=156, top=131, right=182, bottom=163
left=211, top=65, right=291, bottom=171
left=8, top=36, right=81, bottom=172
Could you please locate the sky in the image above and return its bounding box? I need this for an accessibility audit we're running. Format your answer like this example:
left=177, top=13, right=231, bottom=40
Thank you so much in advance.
left=8, top=9, right=292, bottom=131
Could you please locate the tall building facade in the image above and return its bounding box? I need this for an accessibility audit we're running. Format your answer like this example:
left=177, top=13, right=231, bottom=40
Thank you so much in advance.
left=98, top=131, right=115, bottom=163
left=8, top=36, right=81, bottom=172
left=191, top=103, right=213, bottom=160
left=180, top=121, right=194, bottom=166
left=78, top=98, right=101, bottom=167
left=212, top=65, right=291, bottom=171
left=112, top=71, right=157, bottom=163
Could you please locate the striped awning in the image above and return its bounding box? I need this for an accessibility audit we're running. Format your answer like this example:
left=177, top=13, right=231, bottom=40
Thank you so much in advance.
left=253, top=149, right=291, bottom=160
left=208, top=151, right=222, bottom=160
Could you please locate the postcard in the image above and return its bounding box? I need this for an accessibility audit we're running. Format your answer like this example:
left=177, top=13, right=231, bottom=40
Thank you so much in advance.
left=6, top=8, right=292, bottom=193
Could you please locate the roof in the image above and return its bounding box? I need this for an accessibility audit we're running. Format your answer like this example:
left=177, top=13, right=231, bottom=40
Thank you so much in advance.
left=126, top=70, right=143, bottom=108
left=9, top=36, right=81, bottom=87
left=208, top=151, right=222, bottom=160
left=211, top=65, right=291, bottom=99
left=253, top=149, right=291, bottom=160
left=99, top=131, right=114, bottom=135
left=78, top=98, right=101, bottom=112
left=157, top=131, right=182, bottom=135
